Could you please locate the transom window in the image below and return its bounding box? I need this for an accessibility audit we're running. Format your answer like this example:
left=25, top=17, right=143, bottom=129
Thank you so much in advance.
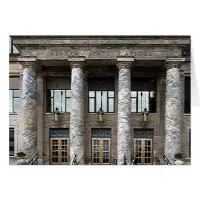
left=9, top=128, right=14, bottom=156
left=89, top=91, right=114, bottom=113
left=9, top=90, right=20, bottom=113
left=131, top=78, right=156, bottom=113
left=47, top=90, right=71, bottom=113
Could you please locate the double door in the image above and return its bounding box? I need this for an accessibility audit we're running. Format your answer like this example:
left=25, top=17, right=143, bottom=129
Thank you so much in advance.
left=134, top=139, right=152, bottom=165
left=50, top=138, right=70, bottom=165
left=92, top=138, right=111, bottom=165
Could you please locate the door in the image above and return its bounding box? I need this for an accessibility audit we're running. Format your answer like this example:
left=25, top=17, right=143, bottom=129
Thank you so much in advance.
left=134, top=139, right=152, bottom=165
left=91, top=128, right=111, bottom=165
left=133, top=129, right=153, bottom=165
left=50, top=128, right=70, bottom=165
left=92, top=138, right=111, bottom=165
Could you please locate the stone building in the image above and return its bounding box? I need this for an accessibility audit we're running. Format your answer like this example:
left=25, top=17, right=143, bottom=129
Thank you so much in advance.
left=9, top=36, right=191, bottom=165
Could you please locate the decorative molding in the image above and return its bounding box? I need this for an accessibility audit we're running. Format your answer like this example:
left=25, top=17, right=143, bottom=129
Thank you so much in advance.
left=91, top=128, right=111, bottom=138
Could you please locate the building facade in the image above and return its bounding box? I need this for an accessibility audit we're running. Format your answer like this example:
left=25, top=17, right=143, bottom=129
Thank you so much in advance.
left=9, top=36, right=191, bottom=165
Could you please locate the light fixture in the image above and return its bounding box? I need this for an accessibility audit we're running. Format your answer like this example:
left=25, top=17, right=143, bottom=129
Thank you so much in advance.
left=54, top=107, right=61, bottom=122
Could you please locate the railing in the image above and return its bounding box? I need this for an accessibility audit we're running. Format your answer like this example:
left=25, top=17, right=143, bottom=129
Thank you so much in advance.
left=163, top=155, right=171, bottom=165
left=27, top=154, right=39, bottom=165
left=72, top=154, right=83, bottom=165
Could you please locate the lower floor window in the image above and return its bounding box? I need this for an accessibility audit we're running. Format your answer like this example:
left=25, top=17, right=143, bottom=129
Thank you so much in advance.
left=9, top=128, right=14, bottom=156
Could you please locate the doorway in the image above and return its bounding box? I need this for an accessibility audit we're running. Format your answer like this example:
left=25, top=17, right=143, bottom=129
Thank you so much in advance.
left=50, top=128, right=69, bottom=165
left=133, top=129, right=153, bottom=165
left=91, top=128, right=111, bottom=165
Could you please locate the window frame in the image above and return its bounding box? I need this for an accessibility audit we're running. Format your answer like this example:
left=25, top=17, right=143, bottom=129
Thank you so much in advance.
left=47, top=89, right=71, bottom=113
left=88, top=90, right=115, bottom=113
left=131, top=90, right=156, bottom=113
left=9, top=89, right=20, bottom=113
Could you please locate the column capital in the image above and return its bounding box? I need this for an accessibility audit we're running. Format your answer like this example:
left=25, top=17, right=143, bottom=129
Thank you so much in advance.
left=117, top=57, right=134, bottom=70
left=165, top=58, right=185, bottom=70
left=69, top=58, right=85, bottom=69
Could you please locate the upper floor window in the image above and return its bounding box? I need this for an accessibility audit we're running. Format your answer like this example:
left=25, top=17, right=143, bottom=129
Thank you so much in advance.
left=184, top=76, right=191, bottom=114
left=131, top=78, right=156, bottom=113
left=9, top=37, right=19, bottom=54
left=9, top=128, right=14, bottom=156
left=47, top=90, right=71, bottom=113
left=9, top=90, right=20, bottom=113
left=88, top=77, right=115, bottom=113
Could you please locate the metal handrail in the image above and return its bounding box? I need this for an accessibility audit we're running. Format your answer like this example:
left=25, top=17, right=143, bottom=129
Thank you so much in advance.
left=163, top=155, right=171, bottom=165
left=27, top=154, right=39, bottom=165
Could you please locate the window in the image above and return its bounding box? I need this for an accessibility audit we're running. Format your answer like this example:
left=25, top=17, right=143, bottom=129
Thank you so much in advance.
left=131, top=78, right=156, bottom=113
left=88, top=77, right=115, bottom=113
left=47, top=90, right=71, bottom=113
left=89, top=91, right=114, bottom=113
left=9, top=37, right=19, bottom=54
left=9, top=128, right=14, bottom=156
left=184, top=77, right=191, bottom=114
left=9, top=90, right=20, bottom=113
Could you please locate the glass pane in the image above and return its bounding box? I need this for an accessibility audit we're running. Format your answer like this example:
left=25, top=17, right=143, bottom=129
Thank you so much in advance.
left=138, top=92, right=142, bottom=112
left=131, top=98, right=137, bottom=112
left=89, top=91, right=95, bottom=97
left=51, top=90, right=54, bottom=97
left=66, top=90, right=71, bottom=97
left=9, top=90, right=13, bottom=112
left=89, top=98, right=95, bottom=112
left=108, top=91, right=114, bottom=97
left=108, top=98, right=114, bottom=112
left=96, top=91, right=101, bottom=112
left=13, top=98, right=20, bottom=112
left=102, top=91, right=107, bottom=112
left=66, top=98, right=71, bottom=112
left=150, top=91, right=155, bottom=98
left=61, top=91, right=65, bottom=112
left=54, top=90, right=62, bottom=112
left=13, top=90, right=20, bottom=97
left=51, top=98, right=54, bottom=112
left=131, top=91, right=137, bottom=97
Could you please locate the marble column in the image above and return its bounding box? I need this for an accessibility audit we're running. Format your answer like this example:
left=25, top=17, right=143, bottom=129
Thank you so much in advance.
left=69, top=60, right=84, bottom=165
left=21, top=62, right=37, bottom=161
left=117, top=58, right=133, bottom=165
left=164, top=59, right=182, bottom=164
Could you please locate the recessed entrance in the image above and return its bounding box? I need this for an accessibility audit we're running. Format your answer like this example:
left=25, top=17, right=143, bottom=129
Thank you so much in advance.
left=91, top=128, right=111, bottom=165
left=50, top=128, right=69, bottom=165
left=133, top=129, right=153, bottom=165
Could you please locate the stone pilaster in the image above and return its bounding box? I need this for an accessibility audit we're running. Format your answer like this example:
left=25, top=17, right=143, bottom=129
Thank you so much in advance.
left=164, top=59, right=183, bottom=164
left=69, top=59, right=85, bottom=165
left=21, top=62, right=37, bottom=161
left=117, top=58, right=133, bottom=165
left=37, top=72, right=44, bottom=164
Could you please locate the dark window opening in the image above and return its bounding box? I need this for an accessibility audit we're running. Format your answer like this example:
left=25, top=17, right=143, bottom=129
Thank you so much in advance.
left=184, top=77, right=191, bottom=114
left=9, top=128, right=14, bottom=156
